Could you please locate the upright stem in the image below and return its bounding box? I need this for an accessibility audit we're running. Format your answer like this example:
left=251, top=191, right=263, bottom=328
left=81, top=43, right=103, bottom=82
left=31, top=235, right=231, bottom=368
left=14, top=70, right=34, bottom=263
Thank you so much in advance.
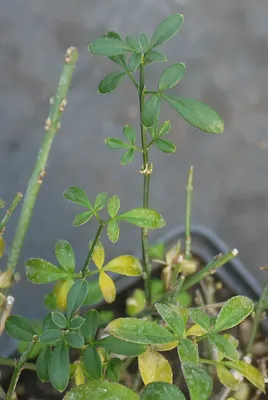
left=5, top=47, right=78, bottom=279
left=82, top=223, right=104, bottom=276
left=246, top=280, right=268, bottom=354
left=0, top=193, right=23, bottom=234
left=139, top=58, right=152, bottom=305
left=6, top=335, right=38, bottom=400
left=185, top=166, right=194, bottom=260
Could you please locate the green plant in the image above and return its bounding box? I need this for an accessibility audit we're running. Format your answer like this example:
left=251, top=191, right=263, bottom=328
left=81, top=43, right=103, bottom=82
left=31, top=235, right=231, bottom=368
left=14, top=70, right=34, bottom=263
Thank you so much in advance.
left=0, top=13, right=266, bottom=400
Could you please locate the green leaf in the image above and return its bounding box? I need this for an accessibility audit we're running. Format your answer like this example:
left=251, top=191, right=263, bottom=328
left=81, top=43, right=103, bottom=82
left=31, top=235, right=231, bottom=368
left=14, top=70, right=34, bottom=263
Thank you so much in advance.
left=0, top=198, right=4, bottom=208
left=125, top=36, right=140, bottom=51
left=121, top=148, right=135, bottom=165
left=107, top=220, right=120, bottom=243
left=142, top=95, right=160, bottom=128
left=164, top=95, right=224, bottom=134
left=106, top=358, right=122, bottom=382
left=155, top=139, right=176, bottom=153
left=51, top=312, right=67, bottom=329
left=65, top=331, right=84, bottom=348
left=158, top=121, right=171, bottom=137
left=105, top=138, right=129, bottom=149
left=84, top=280, right=103, bottom=305
left=44, top=292, right=57, bottom=311
left=69, top=316, right=85, bottom=330
left=123, top=125, right=136, bottom=145
left=181, top=363, right=212, bottom=400
left=139, top=33, right=150, bottom=51
left=43, top=313, right=58, bottom=331
left=88, top=37, right=132, bottom=56
left=94, top=192, right=108, bottom=211
left=18, top=340, right=43, bottom=360
left=106, top=32, right=127, bottom=69
left=63, top=187, right=93, bottom=210
left=63, top=381, right=139, bottom=400
left=148, top=243, right=165, bottom=260
left=73, top=211, right=94, bottom=227
left=224, top=360, right=265, bottom=392
left=158, top=63, right=185, bottom=91
left=83, top=344, right=102, bottom=379
left=216, top=364, right=241, bottom=391
left=145, top=50, right=167, bottom=63
left=128, top=53, right=142, bottom=73
left=98, top=72, right=126, bottom=94
left=107, top=195, right=120, bottom=217
left=104, top=255, right=142, bottom=276
left=80, top=310, right=99, bottom=342
left=150, top=14, right=184, bottom=48
left=66, top=280, right=89, bottom=320
left=155, top=303, right=185, bottom=337
left=39, top=329, right=62, bottom=345
left=177, top=338, right=199, bottom=364
left=209, top=333, right=238, bottom=361
left=49, top=339, right=70, bottom=392
left=213, top=296, right=254, bottom=332
left=55, top=240, right=75, bottom=274
left=106, top=318, right=176, bottom=344
left=188, top=308, right=210, bottom=332
left=95, top=335, right=147, bottom=356
left=140, top=382, right=186, bottom=400
left=116, top=208, right=166, bottom=229
left=26, top=258, right=67, bottom=284
left=36, top=346, right=51, bottom=382
left=5, top=315, right=36, bottom=341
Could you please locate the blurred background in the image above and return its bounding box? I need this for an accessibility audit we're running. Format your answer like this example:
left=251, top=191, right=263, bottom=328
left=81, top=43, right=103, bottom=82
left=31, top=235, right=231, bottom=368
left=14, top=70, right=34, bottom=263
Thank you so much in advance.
left=1, top=0, right=268, bottom=352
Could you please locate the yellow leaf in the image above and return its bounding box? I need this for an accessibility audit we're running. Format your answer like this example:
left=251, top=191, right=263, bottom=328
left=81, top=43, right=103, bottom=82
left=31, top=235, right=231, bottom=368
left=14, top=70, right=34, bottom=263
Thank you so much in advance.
left=151, top=340, right=179, bottom=351
left=0, top=236, right=5, bottom=258
left=53, top=278, right=74, bottom=311
left=138, top=349, right=173, bottom=385
left=186, top=324, right=207, bottom=337
left=0, top=269, right=13, bottom=289
left=92, top=240, right=105, bottom=269
left=103, top=255, right=142, bottom=276
left=99, top=271, right=116, bottom=303
left=74, top=363, right=85, bottom=386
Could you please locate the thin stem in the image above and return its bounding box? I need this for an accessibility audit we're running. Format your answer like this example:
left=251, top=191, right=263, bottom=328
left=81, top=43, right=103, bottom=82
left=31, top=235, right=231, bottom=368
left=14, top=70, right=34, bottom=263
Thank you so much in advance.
left=185, top=166, right=194, bottom=260
left=199, top=358, right=218, bottom=366
left=246, top=280, right=268, bottom=354
left=6, top=335, right=38, bottom=400
left=0, top=357, right=36, bottom=371
left=5, top=47, right=78, bottom=278
left=182, top=249, right=239, bottom=292
left=0, top=385, right=5, bottom=400
left=139, top=57, right=152, bottom=306
left=127, top=72, right=139, bottom=90
left=82, top=223, right=104, bottom=276
left=0, top=193, right=23, bottom=234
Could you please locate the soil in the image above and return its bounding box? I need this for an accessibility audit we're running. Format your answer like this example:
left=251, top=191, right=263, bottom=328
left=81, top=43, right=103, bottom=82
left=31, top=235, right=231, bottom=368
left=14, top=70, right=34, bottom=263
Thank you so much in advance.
left=1, top=256, right=267, bottom=399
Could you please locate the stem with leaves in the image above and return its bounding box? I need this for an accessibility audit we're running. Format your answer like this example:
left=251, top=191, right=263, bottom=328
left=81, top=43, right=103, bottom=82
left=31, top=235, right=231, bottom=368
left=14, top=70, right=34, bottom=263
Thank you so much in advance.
left=6, top=335, right=38, bottom=400
left=5, top=47, right=78, bottom=279
left=82, top=223, right=104, bottom=276
left=139, top=57, right=152, bottom=306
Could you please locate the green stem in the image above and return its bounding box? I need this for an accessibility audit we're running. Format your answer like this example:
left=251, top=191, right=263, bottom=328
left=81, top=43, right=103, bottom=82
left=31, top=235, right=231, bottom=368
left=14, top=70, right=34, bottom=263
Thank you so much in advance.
left=246, top=280, right=268, bottom=354
left=139, top=57, right=152, bottom=306
left=6, top=335, right=38, bottom=400
left=5, top=47, right=78, bottom=278
left=185, top=166, right=194, bottom=260
left=199, top=358, right=218, bottom=366
left=0, top=385, right=5, bottom=400
left=127, top=72, right=139, bottom=90
left=0, top=193, right=23, bottom=234
left=182, top=249, right=238, bottom=292
left=82, top=223, right=104, bottom=276
left=0, top=357, right=36, bottom=371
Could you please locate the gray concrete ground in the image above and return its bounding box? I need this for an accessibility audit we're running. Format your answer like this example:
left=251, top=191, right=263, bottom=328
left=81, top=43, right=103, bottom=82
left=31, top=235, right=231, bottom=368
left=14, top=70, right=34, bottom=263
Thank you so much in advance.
left=1, top=0, right=268, bottom=353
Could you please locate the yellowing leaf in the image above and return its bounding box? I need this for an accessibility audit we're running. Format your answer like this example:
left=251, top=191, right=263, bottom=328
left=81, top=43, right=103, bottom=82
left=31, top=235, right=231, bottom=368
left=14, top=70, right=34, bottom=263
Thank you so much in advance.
left=73, top=363, right=85, bottom=386
left=138, top=350, right=173, bottom=385
left=216, top=364, right=241, bottom=391
left=151, top=340, right=179, bottom=352
left=53, top=279, right=74, bottom=312
left=92, top=241, right=105, bottom=269
left=99, top=271, right=116, bottom=303
left=186, top=324, right=207, bottom=337
left=0, top=268, right=12, bottom=289
left=103, top=255, right=142, bottom=276
left=0, top=236, right=5, bottom=258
